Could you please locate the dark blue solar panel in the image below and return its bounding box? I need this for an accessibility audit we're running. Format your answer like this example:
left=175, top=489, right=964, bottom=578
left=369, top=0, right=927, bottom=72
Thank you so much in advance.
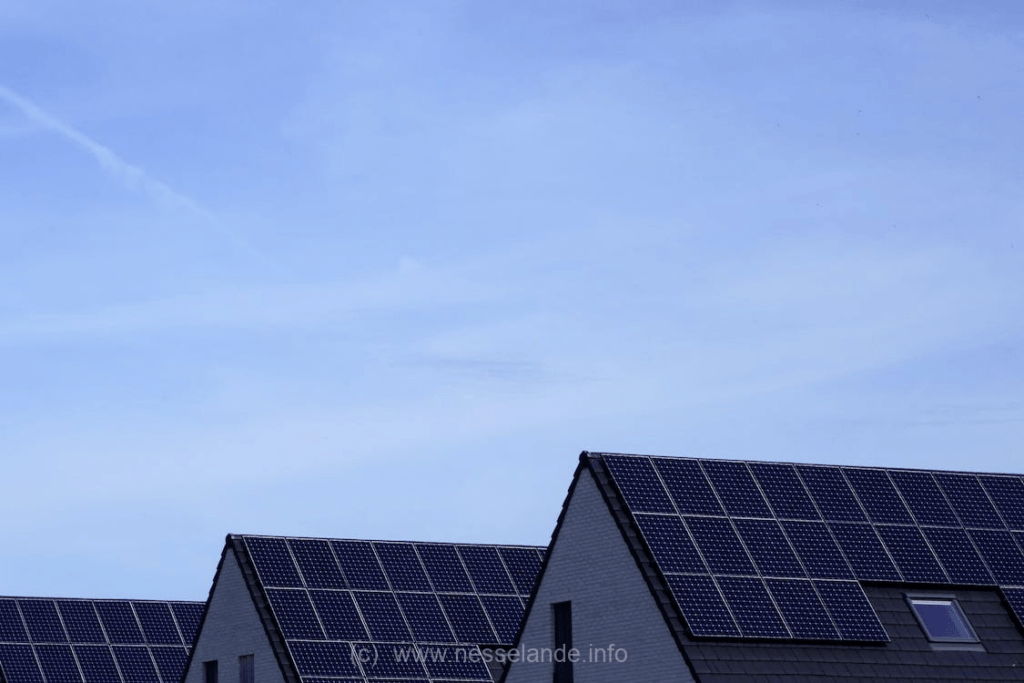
left=922, top=527, right=994, bottom=585
left=814, top=581, right=888, bottom=641
left=844, top=469, right=913, bottom=524
left=416, top=544, right=474, bottom=593
left=653, top=458, right=723, bottom=515
left=288, top=641, right=360, bottom=677
left=797, top=466, right=866, bottom=522
left=980, top=476, right=1024, bottom=530
left=309, top=591, right=367, bottom=641
left=332, top=541, right=389, bottom=591
left=112, top=646, right=160, bottom=683
left=266, top=589, right=325, bottom=640
left=457, top=547, right=515, bottom=594
left=685, top=517, right=755, bottom=575
left=395, top=593, right=454, bottom=643
left=0, top=644, right=43, bottom=683
left=56, top=602, right=104, bottom=644
left=968, top=529, right=1024, bottom=584
left=289, top=539, right=347, bottom=589
left=781, top=522, right=852, bottom=580
left=437, top=595, right=496, bottom=644
left=95, top=602, right=143, bottom=644
left=356, top=645, right=427, bottom=678
left=702, top=461, right=773, bottom=518
left=664, top=575, right=739, bottom=637
left=133, top=602, right=182, bottom=646
left=497, top=548, right=542, bottom=596
left=889, top=471, right=959, bottom=526
left=734, top=519, right=805, bottom=578
left=1004, top=589, right=1024, bottom=630
left=828, top=524, right=901, bottom=582
left=935, top=474, right=1005, bottom=529
left=246, top=537, right=303, bottom=588
left=150, top=647, right=187, bottom=683
left=717, top=577, right=788, bottom=638
left=603, top=455, right=675, bottom=513
left=35, top=645, right=81, bottom=683
left=0, top=600, right=28, bottom=642
left=635, top=515, right=706, bottom=574
left=19, top=600, right=66, bottom=643
left=749, top=463, right=819, bottom=520
left=876, top=526, right=948, bottom=583
left=170, top=603, right=203, bottom=646
left=376, top=543, right=432, bottom=592
left=423, top=652, right=492, bottom=681
left=353, top=593, right=411, bottom=642
left=766, top=579, right=839, bottom=640
left=480, top=596, right=524, bottom=645
left=73, top=645, right=119, bottom=683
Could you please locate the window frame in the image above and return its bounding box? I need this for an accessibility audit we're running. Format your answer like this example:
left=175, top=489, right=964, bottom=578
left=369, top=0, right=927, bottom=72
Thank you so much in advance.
left=905, top=595, right=979, bottom=644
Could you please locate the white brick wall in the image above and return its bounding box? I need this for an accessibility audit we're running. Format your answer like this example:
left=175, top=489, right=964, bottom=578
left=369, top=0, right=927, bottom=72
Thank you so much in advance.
left=504, top=468, right=695, bottom=683
left=184, top=549, right=286, bottom=683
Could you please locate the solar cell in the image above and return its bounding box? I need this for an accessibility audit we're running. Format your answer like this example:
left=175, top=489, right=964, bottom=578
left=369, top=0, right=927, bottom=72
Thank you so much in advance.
left=935, top=473, right=1005, bottom=529
left=73, top=645, right=120, bottom=683
left=331, top=542, right=389, bottom=591
left=634, top=514, right=707, bottom=574
left=266, top=590, right=326, bottom=640
left=814, top=581, right=888, bottom=641
left=436, top=595, right=496, bottom=644
left=979, top=476, right=1024, bottom=529
left=0, top=600, right=28, bottom=642
left=35, top=644, right=81, bottom=683
left=245, top=537, right=304, bottom=588
left=133, top=602, right=182, bottom=646
left=701, top=461, right=773, bottom=518
left=684, top=517, right=755, bottom=575
left=797, top=466, right=866, bottom=522
left=843, top=469, right=914, bottom=524
left=415, top=544, right=474, bottom=593
left=352, top=593, right=411, bottom=642
left=169, top=603, right=203, bottom=646
left=95, top=602, right=144, bottom=645
left=457, top=546, right=515, bottom=595
left=479, top=596, right=524, bottom=645
left=888, top=471, right=959, bottom=526
left=766, top=579, right=839, bottom=640
left=603, top=455, right=675, bottom=513
left=112, top=646, right=160, bottom=683
left=497, top=548, right=543, bottom=596
left=376, top=543, right=431, bottom=592
left=289, top=539, right=347, bottom=590
left=875, top=526, right=948, bottom=584
left=652, top=457, right=723, bottom=516
left=19, top=600, right=67, bottom=643
left=56, top=602, right=105, bottom=644
left=780, top=522, right=853, bottom=580
left=288, top=641, right=361, bottom=677
left=717, top=577, right=789, bottom=638
left=663, top=575, right=739, bottom=637
left=749, top=463, right=819, bottom=520
left=149, top=647, right=187, bottom=683
left=967, top=529, right=1024, bottom=585
left=394, top=593, right=455, bottom=643
left=308, top=591, right=368, bottom=641
left=921, top=527, right=993, bottom=585
left=733, top=519, right=805, bottom=578
left=828, top=524, right=901, bottom=582
left=0, top=644, right=44, bottom=683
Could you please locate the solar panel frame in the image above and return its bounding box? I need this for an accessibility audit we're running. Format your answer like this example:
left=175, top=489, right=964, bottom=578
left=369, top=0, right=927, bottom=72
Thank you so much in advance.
left=415, top=544, right=474, bottom=594
left=0, top=644, right=44, bottom=683
left=935, top=473, right=1005, bottom=529
left=749, top=463, right=820, bottom=521
left=308, top=591, right=368, bottom=642
left=169, top=603, right=203, bottom=646
left=701, top=461, right=774, bottom=519
left=34, top=644, right=82, bottom=683
left=843, top=469, right=914, bottom=524
left=19, top=600, right=67, bottom=644
left=634, top=514, right=707, bottom=575
left=766, top=579, right=840, bottom=640
left=684, top=517, right=756, bottom=576
left=967, top=529, right=1024, bottom=585
left=352, top=592, right=411, bottom=643
left=55, top=603, right=105, bottom=645
left=652, top=457, right=724, bottom=516
left=393, top=593, right=454, bottom=644
left=457, top=546, right=516, bottom=595
left=663, top=575, right=740, bottom=637
left=603, top=455, right=676, bottom=513
left=921, top=527, right=994, bottom=585
left=73, top=645, right=120, bottom=683
left=245, top=537, right=304, bottom=588
left=265, top=590, right=327, bottom=641
left=733, top=519, right=806, bottom=579
left=331, top=542, right=390, bottom=592
left=827, top=523, right=902, bottom=582
left=289, top=539, right=348, bottom=590
left=875, top=525, right=949, bottom=584
left=888, top=470, right=960, bottom=527
left=797, top=466, right=867, bottom=523
left=814, top=580, right=889, bottom=642
left=375, top=543, right=432, bottom=593
left=979, top=476, right=1024, bottom=530
left=780, top=521, right=854, bottom=580
left=479, top=595, right=525, bottom=645
left=436, top=595, right=497, bottom=645
left=112, top=646, right=160, bottom=683
left=149, top=647, right=188, bottom=683
left=716, top=577, right=789, bottom=638
left=496, top=547, right=543, bottom=596
left=132, top=603, right=182, bottom=646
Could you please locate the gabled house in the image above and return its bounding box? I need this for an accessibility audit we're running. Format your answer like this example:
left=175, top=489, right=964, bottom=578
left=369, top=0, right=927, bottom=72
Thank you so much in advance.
left=182, top=535, right=544, bottom=683
left=0, top=596, right=203, bottom=683
left=505, top=452, right=1024, bottom=682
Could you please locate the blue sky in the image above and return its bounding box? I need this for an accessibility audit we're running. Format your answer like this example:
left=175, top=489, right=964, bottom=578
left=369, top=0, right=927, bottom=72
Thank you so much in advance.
left=1, top=1, right=1022, bottom=600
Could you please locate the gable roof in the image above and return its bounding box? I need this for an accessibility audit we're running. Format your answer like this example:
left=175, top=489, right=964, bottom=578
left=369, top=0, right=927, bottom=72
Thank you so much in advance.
left=220, top=533, right=544, bottom=683
left=0, top=597, right=203, bottom=683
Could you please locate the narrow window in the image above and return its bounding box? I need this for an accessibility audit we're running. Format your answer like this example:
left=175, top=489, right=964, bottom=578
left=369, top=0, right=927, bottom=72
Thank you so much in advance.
left=238, top=655, right=254, bottom=683
left=907, top=598, right=978, bottom=643
left=204, top=661, right=218, bottom=683
left=552, top=601, right=573, bottom=683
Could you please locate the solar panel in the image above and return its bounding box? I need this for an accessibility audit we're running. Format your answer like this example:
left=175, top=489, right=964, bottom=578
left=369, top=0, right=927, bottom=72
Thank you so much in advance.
left=479, top=595, right=524, bottom=645
left=797, top=466, right=866, bottom=522
left=34, top=645, right=81, bottom=683
left=133, top=603, right=182, bottom=646
left=356, top=646, right=427, bottom=679
left=921, top=527, right=993, bottom=585
left=888, top=471, right=959, bottom=526
left=967, top=529, right=1024, bottom=584
left=74, top=645, right=120, bottom=683
left=634, top=514, right=707, bottom=574
left=288, top=641, right=361, bottom=677
left=935, top=473, right=1005, bottom=529
left=717, top=577, right=789, bottom=638
left=394, top=593, right=454, bottom=643
left=979, top=476, right=1024, bottom=529
left=843, top=469, right=914, bottom=524
left=149, top=647, right=188, bottom=683
left=332, top=542, right=389, bottom=591
left=780, top=522, right=853, bottom=580
left=0, top=600, right=28, bottom=643
left=749, top=463, right=819, bottom=520
left=376, top=543, right=432, bottom=592
left=457, top=546, right=515, bottom=594
left=701, top=461, right=773, bottom=518
left=814, top=580, right=888, bottom=641
left=56, top=603, right=105, bottom=645
left=1004, top=588, right=1024, bottom=629
left=653, top=457, right=724, bottom=516
left=0, top=644, right=44, bottom=683
left=733, top=519, right=805, bottom=578
left=684, top=517, right=755, bottom=575
left=353, top=593, right=411, bottom=642
left=766, top=579, right=839, bottom=640
left=170, top=603, right=203, bottom=645
left=603, top=455, right=675, bottom=513
left=19, top=600, right=67, bottom=643
left=436, top=595, right=496, bottom=644
left=828, top=523, right=901, bottom=582
left=875, top=525, right=948, bottom=583
left=416, top=545, right=474, bottom=593
left=308, top=591, right=367, bottom=641
left=663, top=575, right=739, bottom=637
left=289, top=539, right=347, bottom=589
left=245, top=537, right=303, bottom=588
left=496, top=547, right=542, bottom=596
left=113, top=646, right=160, bottom=683
left=95, top=602, right=144, bottom=645
left=266, top=590, right=326, bottom=640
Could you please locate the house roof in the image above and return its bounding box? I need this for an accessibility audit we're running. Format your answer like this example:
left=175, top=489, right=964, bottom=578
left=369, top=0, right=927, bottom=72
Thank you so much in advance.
left=220, top=534, right=544, bottom=683
left=0, top=596, right=203, bottom=683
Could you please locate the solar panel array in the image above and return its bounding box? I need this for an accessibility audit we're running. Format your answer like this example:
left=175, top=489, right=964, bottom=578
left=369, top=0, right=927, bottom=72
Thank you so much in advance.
left=599, top=454, right=1024, bottom=642
left=0, top=598, right=203, bottom=683
left=241, top=535, right=544, bottom=683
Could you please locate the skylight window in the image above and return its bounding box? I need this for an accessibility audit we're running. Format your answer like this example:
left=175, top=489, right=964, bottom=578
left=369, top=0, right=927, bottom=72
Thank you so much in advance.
left=907, top=598, right=978, bottom=643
